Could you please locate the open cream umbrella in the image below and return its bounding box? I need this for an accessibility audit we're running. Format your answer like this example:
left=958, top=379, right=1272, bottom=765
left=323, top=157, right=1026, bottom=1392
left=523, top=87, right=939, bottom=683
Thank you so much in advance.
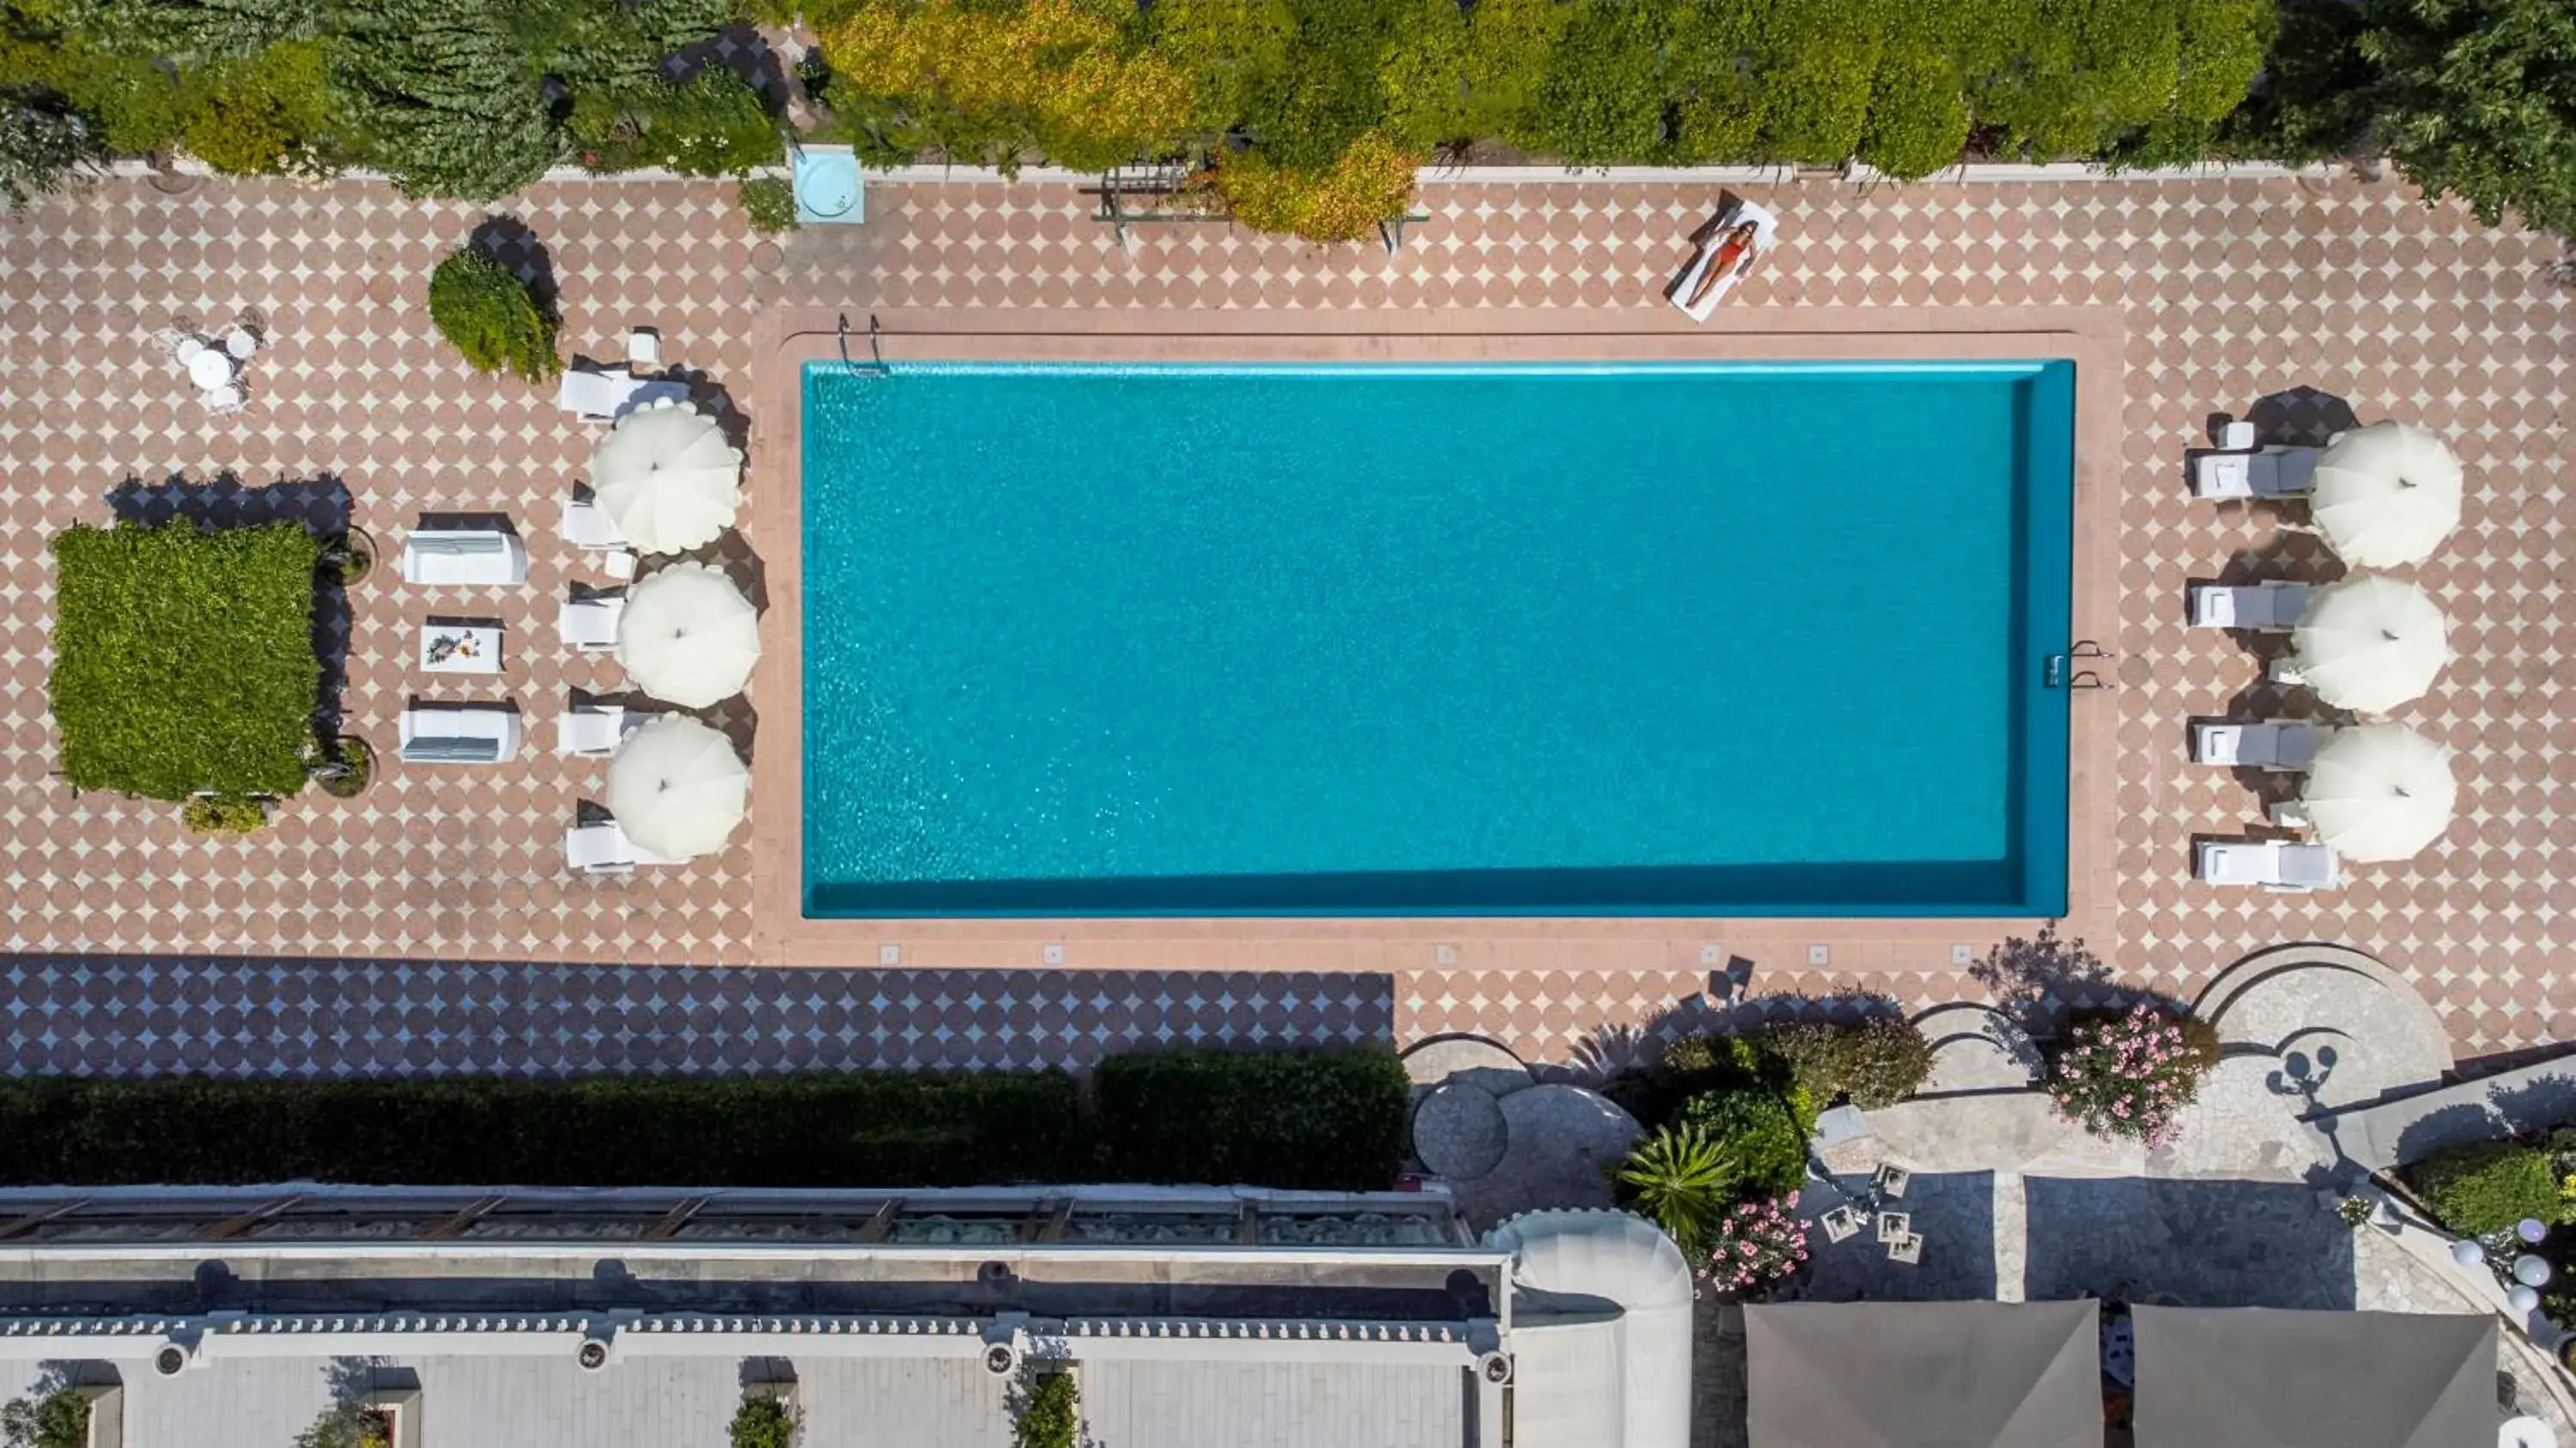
left=2311, top=421, right=2464, bottom=568
left=616, top=563, right=761, bottom=708
left=2285, top=574, right=2451, bottom=714
left=2299, top=722, right=2457, bottom=862
left=607, top=715, right=748, bottom=860
left=589, top=399, right=744, bottom=554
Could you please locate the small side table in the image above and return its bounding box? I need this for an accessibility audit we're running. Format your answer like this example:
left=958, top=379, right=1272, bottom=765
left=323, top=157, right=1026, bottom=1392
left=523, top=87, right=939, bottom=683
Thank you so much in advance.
left=420, top=624, right=502, bottom=673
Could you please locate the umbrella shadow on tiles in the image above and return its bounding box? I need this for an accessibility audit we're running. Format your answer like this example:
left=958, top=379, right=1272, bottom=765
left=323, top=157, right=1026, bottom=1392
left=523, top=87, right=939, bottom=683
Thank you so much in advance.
left=662, top=529, right=769, bottom=612
left=2190, top=534, right=2346, bottom=671
left=2245, top=386, right=2362, bottom=449
left=468, top=214, right=559, bottom=318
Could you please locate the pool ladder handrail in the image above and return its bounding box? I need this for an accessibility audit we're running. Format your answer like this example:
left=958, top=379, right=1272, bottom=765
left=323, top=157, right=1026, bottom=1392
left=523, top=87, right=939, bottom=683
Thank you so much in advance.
left=836, top=313, right=891, bottom=375
left=2045, top=639, right=2114, bottom=691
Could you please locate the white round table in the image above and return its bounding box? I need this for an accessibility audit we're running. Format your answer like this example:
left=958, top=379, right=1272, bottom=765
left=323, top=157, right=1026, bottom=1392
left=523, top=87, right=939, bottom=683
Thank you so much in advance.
left=186, top=349, right=235, bottom=391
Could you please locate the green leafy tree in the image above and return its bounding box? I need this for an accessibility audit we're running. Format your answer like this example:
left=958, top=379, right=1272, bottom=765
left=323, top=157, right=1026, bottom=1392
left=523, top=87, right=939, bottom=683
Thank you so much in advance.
left=1760, top=0, right=1884, bottom=163
left=1149, top=0, right=1295, bottom=135
left=2342, top=0, right=2576, bottom=232
left=0, top=94, right=99, bottom=211
left=0, top=1388, right=91, bottom=1448
left=629, top=69, right=780, bottom=176
left=180, top=39, right=334, bottom=173
left=1456, top=0, right=1566, bottom=143
left=727, top=1396, right=798, bottom=1448
left=327, top=0, right=564, bottom=198
left=31, top=0, right=322, bottom=63
left=1376, top=0, right=1468, bottom=153
left=1011, top=1372, right=1078, bottom=1448
left=426, top=245, right=560, bottom=380
left=1860, top=48, right=1969, bottom=176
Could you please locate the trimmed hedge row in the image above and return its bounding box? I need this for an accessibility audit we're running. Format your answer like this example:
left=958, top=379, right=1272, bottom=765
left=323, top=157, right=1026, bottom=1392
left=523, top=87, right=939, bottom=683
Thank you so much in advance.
left=0, top=1047, right=1411, bottom=1191
left=1093, top=1047, right=1412, bottom=1190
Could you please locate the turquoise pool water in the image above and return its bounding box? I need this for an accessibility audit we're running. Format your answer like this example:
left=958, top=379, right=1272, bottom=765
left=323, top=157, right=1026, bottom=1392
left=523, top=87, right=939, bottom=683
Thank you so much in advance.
left=801, top=361, right=2075, bottom=917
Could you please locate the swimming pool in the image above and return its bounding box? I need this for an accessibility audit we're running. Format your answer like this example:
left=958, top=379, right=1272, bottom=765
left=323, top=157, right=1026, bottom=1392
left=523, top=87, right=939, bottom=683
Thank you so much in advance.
left=800, top=360, right=2075, bottom=917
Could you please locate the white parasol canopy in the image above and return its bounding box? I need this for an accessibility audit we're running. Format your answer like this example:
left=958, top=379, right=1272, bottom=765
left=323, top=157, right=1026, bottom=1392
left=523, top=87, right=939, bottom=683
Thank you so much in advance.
left=2311, top=421, right=2464, bottom=568
left=606, top=714, right=749, bottom=860
left=588, top=399, right=744, bottom=554
left=2299, top=722, right=2457, bottom=862
left=2286, top=574, right=2451, bottom=715
left=616, top=563, right=762, bottom=708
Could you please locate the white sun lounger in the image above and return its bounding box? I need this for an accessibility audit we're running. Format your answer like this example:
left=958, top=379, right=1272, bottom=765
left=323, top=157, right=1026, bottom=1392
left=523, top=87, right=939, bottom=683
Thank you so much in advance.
left=2189, top=581, right=2312, bottom=631
left=401, top=528, right=530, bottom=585
left=560, top=593, right=625, bottom=651
left=2196, top=839, right=2339, bottom=891
left=556, top=703, right=638, bottom=757
left=557, top=367, right=691, bottom=423
left=2192, top=445, right=2322, bottom=500
left=2191, top=721, right=2332, bottom=771
left=396, top=703, right=522, bottom=764
left=561, top=494, right=639, bottom=579
left=565, top=819, right=676, bottom=874
left=1667, top=199, right=1779, bottom=321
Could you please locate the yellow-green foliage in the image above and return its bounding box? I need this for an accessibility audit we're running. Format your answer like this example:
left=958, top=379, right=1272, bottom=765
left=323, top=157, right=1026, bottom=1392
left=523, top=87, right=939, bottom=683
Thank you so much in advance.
left=180, top=41, right=334, bottom=174
left=1206, top=129, right=1417, bottom=241
left=1760, top=0, right=1883, bottom=163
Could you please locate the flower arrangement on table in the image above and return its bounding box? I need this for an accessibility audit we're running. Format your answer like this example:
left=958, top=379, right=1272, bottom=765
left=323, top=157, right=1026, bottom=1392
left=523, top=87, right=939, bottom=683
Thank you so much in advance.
left=424, top=631, right=483, bottom=665
left=1694, top=1190, right=1809, bottom=1297
left=2046, top=1002, right=2219, bottom=1149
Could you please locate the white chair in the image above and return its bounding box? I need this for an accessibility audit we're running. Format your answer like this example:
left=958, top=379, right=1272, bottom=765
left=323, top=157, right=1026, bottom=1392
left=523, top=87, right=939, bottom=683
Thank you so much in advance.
left=397, top=704, right=522, bottom=764
left=401, top=529, right=530, bottom=585
left=2196, top=838, right=2340, bottom=891
left=560, top=593, right=624, bottom=650
left=202, top=384, right=246, bottom=415
left=556, top=703, right=634, bottom=757
left=562, top=495, right=640, bottom=578
left=628, top=326, right=662, bottom=369
left=2190, top=720, right=2332, bottom=771
left=2188, top=581, right=2312, bottom=631
left=565, top=818, right=674, bottom=873
left=2192, top=445, right=2322, bottom=500
left=221, top=327, right=259, bottom=361
left=558, top=367, right=690, bottom=423
left=2269, top=657, right=2310, bottom=687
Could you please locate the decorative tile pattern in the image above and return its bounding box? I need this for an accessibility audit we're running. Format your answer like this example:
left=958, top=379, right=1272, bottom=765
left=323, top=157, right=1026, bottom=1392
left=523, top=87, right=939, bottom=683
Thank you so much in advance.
left=0, top=958, right=1392, bottom=1075
left=0, top=168, right=2567, bottom=1071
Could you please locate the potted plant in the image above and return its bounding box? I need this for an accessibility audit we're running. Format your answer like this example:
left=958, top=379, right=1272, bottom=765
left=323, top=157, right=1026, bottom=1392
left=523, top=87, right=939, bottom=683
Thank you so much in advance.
left=1011, top=1368, right=1080, bottom=1448
left=319, top=530, right=375, bottom=588
left=310, top=734, right=374, bottom=800
left=728, top=1387, right=797, bottom=1448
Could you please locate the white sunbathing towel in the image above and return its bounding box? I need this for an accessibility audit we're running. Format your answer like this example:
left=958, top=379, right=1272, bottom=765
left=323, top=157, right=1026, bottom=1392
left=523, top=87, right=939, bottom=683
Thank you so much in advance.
left=1668, top=200, right=1779, bottom=321
left=2191, top=721, right=2330, bottom=770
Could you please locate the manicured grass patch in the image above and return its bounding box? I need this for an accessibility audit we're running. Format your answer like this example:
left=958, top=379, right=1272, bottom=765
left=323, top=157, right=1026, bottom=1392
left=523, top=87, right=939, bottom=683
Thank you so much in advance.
left=1092, top=1047, right=1410, bottom=1190
left=49, top=520, right=321, bottom=801
left=0, top=1074, right=1092, bottom=1187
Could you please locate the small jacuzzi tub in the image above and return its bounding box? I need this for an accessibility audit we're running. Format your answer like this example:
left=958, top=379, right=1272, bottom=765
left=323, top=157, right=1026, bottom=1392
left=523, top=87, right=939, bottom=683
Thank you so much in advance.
left=793, top=146, right=864, bottom=225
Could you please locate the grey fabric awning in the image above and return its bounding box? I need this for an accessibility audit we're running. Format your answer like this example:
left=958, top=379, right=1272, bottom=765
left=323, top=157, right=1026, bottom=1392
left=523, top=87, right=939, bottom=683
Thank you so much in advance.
left=1744, top=1299, right=2102, bottom=1447
left=2130, top=1305, right=2496, bottom=1448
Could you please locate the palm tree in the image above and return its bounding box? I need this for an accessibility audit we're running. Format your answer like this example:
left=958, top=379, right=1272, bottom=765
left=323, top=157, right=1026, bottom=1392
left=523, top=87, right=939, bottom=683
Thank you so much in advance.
left=1614, top=1123, right=1731, bottom=1256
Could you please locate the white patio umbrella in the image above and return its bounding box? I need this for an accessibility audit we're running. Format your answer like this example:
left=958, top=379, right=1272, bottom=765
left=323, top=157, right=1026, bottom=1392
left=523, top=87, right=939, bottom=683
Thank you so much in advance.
left=589, top=399, right=744, bottom=554
left=607, top=715, right=749, bottom=860
left=2298, top=722, right=2457, bottom=861
left=2310, top=421, right=2464, bottom=568
left=616, top=563, right=762, bottom=708
left=2285, top=574, right=2451, bottom=715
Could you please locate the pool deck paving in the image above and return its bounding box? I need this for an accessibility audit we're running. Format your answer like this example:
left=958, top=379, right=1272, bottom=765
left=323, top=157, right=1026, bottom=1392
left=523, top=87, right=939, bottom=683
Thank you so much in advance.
left=0, top=167, right=2568, bottom=1069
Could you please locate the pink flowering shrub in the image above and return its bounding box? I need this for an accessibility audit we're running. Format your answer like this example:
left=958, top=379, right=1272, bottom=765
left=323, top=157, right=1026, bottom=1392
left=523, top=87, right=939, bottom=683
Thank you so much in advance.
left=2047, top=1004, right=2221, bottom=1148
left=1694, top=1191, right=1809, bottom=1296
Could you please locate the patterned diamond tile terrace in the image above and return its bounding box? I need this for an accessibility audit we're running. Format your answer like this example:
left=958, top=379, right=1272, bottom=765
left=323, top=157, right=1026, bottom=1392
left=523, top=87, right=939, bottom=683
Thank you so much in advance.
left=0, top=169, right=2568, bottom=1070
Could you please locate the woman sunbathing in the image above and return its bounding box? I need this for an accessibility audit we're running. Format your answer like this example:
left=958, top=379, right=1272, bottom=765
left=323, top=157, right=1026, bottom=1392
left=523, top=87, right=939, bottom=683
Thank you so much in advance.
left=1687, top=220, right=1762, bottom=308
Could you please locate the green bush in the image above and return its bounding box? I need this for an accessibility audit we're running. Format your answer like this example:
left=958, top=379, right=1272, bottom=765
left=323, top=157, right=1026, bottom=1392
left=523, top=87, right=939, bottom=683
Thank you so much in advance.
left=1760, top=1017, right=1935, bottom=1110
left=1680, top=1083, right=1811, bottom=1199
left=1614, top=1123, right=1731, bottom=1255
left=1092, top=1046, right=1408, bottom=1190
left=181, top=40, right=334, bottom=174
left=1860, top=50, right=1971, bottom=178
left=182, top=794, right=269, bottom=834
left=0, top=1073, right=1094, bottom=1187
left=426, top=246, right=560, bottom=381
left=728, top=1396, right=798, bottom=1448
left=2412, top=1141, right=2570, bottom=1237
left=738, top=175, right=798, bottom=233
left=0, top=1389, right=90, bottom=1448
left=1012, top=1372, right=1078, bottom=1448
left=0, top=96, right=99, bottom=213
left=633, top=70, right=782, bottom=177
left=291, top=1402, right=386, bottom=1448
left=49, top=520, right=321, bottom=802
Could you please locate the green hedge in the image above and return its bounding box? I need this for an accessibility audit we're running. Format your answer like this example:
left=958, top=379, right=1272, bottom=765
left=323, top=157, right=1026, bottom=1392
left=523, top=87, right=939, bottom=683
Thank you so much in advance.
left=0, top=1049, right=1413, bottom=1190
left=49, top=520, right=321, bottom=802
left=1093, top=1047, right=1410, bottom=1190
left=2409, top=1140, right=2569, bottom=1237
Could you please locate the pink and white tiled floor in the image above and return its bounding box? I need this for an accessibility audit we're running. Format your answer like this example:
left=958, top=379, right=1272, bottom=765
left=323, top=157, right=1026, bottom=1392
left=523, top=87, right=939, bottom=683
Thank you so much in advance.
left=0, top=167, right=2567, bottom=1071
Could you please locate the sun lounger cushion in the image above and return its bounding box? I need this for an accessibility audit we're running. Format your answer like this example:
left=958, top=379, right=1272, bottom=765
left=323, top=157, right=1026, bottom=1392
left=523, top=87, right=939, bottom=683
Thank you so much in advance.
left=401, top=530, right=529, bottom=585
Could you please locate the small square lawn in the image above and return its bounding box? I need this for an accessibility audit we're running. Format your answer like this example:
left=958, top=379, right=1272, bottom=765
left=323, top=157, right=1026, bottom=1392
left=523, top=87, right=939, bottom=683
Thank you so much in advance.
left=49, top=520, right=322, bottom=800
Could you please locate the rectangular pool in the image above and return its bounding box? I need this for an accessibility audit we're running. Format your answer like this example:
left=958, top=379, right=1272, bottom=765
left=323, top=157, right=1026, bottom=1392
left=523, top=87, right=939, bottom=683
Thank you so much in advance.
left=800, top=360, right=2074, bottom=917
